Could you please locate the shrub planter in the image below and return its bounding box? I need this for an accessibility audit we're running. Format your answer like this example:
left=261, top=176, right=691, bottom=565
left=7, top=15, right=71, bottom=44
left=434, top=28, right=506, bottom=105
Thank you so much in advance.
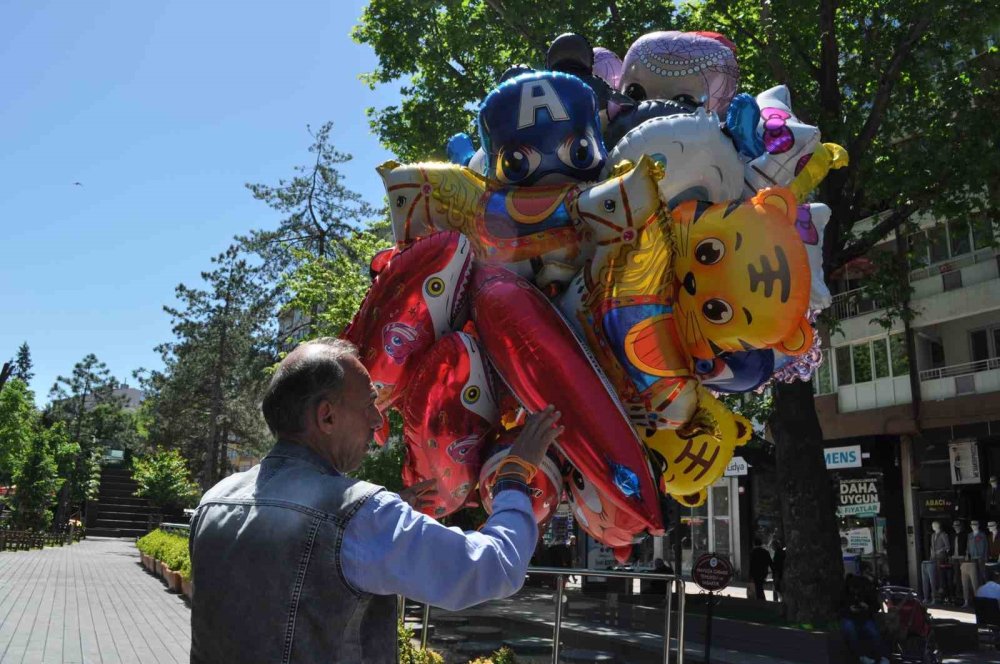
left=164, top=567, right=183, bottom=593
left=158, top=560, right=169, bottom=579
left=181, top=577, right=193, bottom=598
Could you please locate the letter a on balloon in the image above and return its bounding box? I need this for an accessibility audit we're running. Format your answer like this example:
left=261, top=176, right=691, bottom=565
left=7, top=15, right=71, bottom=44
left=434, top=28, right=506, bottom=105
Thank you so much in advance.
left=518, top=80, right=570, bottom=128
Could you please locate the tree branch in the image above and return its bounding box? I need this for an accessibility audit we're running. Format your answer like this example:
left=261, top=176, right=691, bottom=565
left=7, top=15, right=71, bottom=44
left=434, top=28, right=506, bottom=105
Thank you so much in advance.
left=483, top=0, right=547, bottom=57
left=832, top=203, right=918, bottom=269
left=848, top=16, right=932, bottom=165
left=0, top=362, right=12, bottom=393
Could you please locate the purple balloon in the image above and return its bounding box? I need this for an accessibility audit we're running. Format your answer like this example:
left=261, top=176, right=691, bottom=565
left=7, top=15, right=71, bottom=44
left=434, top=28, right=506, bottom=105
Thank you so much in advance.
left=593, top=47, right=623, bottom=89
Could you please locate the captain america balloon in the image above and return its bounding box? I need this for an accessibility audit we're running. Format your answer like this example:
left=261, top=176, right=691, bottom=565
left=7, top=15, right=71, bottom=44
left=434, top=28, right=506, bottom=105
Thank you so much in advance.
left=478, top=71, right=607, bottom=186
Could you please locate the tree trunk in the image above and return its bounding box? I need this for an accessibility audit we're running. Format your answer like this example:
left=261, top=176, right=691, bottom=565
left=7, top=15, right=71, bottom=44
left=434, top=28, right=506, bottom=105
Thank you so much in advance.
left=769, top=380, right=844, bottom=624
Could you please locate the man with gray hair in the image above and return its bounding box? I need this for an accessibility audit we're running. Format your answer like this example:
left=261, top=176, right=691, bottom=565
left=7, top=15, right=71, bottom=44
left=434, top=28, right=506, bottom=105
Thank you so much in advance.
left=189, top=338, right=562, bottom=663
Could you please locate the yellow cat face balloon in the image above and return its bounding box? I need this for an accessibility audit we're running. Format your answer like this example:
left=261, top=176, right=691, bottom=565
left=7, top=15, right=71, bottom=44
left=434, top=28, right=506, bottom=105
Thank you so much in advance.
left=670, top=187, right=813, bottom=360
left=644, top=389, right=752, bottom=507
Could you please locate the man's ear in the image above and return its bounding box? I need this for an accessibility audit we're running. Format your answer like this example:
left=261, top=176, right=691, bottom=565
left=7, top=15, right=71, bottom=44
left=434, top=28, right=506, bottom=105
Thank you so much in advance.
left=315, top=398, right=338, bottom=434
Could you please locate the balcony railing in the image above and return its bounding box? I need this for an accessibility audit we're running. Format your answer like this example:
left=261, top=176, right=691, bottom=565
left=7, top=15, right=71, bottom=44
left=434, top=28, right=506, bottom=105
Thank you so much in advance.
left=919, top=357, right=1000, bottom=381
left=830, top=287, right=880, bottom=321
left=908, top=247, right=999, bottom=282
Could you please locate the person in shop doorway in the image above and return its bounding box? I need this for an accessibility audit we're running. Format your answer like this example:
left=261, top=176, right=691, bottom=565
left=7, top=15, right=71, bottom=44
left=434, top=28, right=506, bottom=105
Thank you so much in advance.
left=749, top=537, right=772, bottom=600
left=840, top=574, right=890, bottom=664
left=987, top=476, right=1000, bottom=519
left=771, top=538, right=786, bottom=602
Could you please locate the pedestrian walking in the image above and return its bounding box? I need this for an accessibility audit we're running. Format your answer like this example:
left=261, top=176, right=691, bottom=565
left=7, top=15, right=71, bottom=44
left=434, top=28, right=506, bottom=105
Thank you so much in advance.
left=189, top=338, right=563, bottom=663
left=771, top=538, right=786, bottom=602
left=749, top=537, right=772, bottom=600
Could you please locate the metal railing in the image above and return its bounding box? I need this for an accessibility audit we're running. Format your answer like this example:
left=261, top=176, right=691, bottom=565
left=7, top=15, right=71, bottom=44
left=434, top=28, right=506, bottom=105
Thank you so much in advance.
left=919, top=356, right=1000, bottom=381
left=830, top=287, right=880, bottom=321
left=159, top=522, right=191, bottom=536
left=908, top=246, right=999, bottom=282
left=408, top=566, right=687, bottom=664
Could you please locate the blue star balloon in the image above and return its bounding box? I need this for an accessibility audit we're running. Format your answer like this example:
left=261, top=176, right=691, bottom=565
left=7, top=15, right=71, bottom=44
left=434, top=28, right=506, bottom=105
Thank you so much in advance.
left=610, top=461, right=641, bottom=499
left=478, top=71, right=607, bottom=186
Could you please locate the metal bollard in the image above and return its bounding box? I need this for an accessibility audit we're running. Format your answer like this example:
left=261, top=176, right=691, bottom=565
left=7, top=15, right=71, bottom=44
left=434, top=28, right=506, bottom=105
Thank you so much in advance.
left=675, top=577, right=686, bottom=664
left=420, top=602, right=431, bottom=649
left=663, top=574, right=673, bottom=664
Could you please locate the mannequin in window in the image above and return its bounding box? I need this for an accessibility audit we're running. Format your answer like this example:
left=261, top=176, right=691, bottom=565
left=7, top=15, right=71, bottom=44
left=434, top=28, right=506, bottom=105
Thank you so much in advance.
left=930, top=520, right=952, bottom=602
left=987, top=476, right=1000, bottom=519
left=961, top=520, right=988, bottom=608
left=988, top=521, right=1000, bottom=561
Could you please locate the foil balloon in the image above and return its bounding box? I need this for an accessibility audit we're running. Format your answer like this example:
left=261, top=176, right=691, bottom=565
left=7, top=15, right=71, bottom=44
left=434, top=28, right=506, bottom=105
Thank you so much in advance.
left=578, top=198, right=698, bottom=434
left=399, top=331, right=497, bottom=518
left=619, top=31, right=739, bottom=116
left=470, top=263, right=664, bottom=535
left=608, top=109, right=745, bottom=207
left=593, top=47, right=623, bottom=89
left=603, top=98, right=694, bottom=148
left=670, top=188, right=814, bottom=359
left=796, top=203, right=833, bottom=310
left=645, top=389, right=752, bottom=507
left=377, top=160, right=485, bottom=246
left=695, top=350, right=775, bottom=394
left=570, top=155, right=665, bottom=286
left=789, top=142, right=849, bottom=203
left=343, top=231, right=472, bottom=408
left=559, top=450, right=647, bottom=563
left=742, top=86, right=821, bottom=196
left=478, top=71, right=607, bottom=187
left=478, top=430, right=562, bottom=526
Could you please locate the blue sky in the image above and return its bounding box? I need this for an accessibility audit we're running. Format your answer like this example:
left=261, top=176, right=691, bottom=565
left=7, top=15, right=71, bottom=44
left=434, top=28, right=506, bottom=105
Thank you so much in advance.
left=0, top=0, right=400, bottom=404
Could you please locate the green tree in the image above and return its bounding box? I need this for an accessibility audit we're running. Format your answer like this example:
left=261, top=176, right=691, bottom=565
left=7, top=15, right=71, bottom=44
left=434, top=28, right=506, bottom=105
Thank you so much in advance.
left=132, top=449, right=202, bottom=511
left=12, top=342, right=33, bottom=383
left=9, top=425, right=60, bottom=531
left=0, top=379, right=37, bottom=483
left=355, top=0, right=1000, bottom=623
left=240, top=122, right=380, bottom=292
left=46, top=354, right=120, bottom=523
left=140, top=246, right=276, bottom=488
left=353, top=0, right=672, bottom=162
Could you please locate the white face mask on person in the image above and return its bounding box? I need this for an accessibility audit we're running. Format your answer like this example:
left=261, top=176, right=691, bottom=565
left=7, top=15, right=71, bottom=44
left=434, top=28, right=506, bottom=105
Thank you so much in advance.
left=989, top=523, right=998, bottom=534
left=932, top=522, right=941, bottom=533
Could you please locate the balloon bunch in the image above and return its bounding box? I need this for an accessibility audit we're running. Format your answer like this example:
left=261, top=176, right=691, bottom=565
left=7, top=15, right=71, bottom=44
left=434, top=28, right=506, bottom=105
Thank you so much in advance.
left=343, top=30, right=848, bottom=561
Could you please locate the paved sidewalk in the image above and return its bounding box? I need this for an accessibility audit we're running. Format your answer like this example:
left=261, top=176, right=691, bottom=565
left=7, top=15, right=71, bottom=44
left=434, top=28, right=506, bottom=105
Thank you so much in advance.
left=0, top=537, right=189, bottom=664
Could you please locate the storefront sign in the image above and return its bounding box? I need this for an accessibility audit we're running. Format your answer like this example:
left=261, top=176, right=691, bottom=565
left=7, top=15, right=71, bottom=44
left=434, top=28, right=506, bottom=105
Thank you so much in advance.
left=837, top=477, right=880, bottom=517
left=724, top=456, right=748, bottom=477
left=919, top=492, right=959, bottom=517
left=693, top=553, right=734, bottom=591
left=825, top=445, right=862, bottom=469
left=949, top=440, right=981, bottom=485
left=840, top=527, right=875, bottom=554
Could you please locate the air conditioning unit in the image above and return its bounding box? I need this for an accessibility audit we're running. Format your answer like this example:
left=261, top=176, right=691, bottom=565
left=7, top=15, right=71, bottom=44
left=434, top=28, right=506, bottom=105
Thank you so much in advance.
left=955, top=374, right=976, bottom=395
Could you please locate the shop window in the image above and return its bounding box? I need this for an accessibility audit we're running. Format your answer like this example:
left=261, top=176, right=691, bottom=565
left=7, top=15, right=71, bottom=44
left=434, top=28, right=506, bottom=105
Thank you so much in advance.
left=853, top=343, right=873, bottom=383
left=889, top=334, right=909, bottom=375
left=814, top=349, right=835, bottom=394
left=836, top=346, right=854, bottom=385
left=872, top=338, right=890, bottom=379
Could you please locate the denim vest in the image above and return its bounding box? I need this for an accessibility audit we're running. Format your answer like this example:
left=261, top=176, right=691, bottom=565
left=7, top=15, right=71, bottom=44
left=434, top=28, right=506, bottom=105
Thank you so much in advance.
left=189, top=441, right=398, bottom=663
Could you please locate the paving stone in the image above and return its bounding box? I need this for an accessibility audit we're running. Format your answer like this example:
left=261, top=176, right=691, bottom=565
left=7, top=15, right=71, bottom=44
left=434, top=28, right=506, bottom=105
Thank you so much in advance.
left=503, top=636, right=552, bottom=654
left=454, top=639, right=504, bottom=656
left=455, top=624, right=503, bottom=638
left=0, top=536, right=190, bottom=663
left=559, top=648, right=617, bottom=662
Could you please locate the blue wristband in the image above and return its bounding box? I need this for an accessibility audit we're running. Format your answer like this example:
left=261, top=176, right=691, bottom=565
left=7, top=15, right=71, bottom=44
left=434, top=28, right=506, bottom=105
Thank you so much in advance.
left=491, top=478, right=531, bottom=500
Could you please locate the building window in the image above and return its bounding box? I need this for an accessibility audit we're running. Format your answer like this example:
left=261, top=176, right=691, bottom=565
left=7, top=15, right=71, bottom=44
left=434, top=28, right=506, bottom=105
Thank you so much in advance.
left=853, top=344, right=873, bottom=383
left=889, top=334, right=909, bottom=375
left=927, top=225, right=949, bottom=264
left=814, top=350, right=835, bottom=394
left=970, top=326, right=1000, bottom=363
left=972, top=217, right=996, bottom=250
left=836, top=346, right=854, bottom=386
left=872, top=338, right=891, bottom=379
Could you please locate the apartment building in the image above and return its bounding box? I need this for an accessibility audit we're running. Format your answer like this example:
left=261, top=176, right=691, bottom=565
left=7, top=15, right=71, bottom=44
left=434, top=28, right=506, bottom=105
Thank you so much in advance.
left=813, top=214, right=1000, bottom=587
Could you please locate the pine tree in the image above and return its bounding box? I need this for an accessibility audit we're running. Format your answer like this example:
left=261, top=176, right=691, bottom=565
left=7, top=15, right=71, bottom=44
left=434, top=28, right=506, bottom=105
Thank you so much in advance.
left=13, top=342, right=33, bottom=383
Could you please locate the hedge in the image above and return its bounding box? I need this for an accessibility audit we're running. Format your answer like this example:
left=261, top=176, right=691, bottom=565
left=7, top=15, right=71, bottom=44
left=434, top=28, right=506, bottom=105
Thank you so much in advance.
left=136, top=529, right=191, bottom=581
